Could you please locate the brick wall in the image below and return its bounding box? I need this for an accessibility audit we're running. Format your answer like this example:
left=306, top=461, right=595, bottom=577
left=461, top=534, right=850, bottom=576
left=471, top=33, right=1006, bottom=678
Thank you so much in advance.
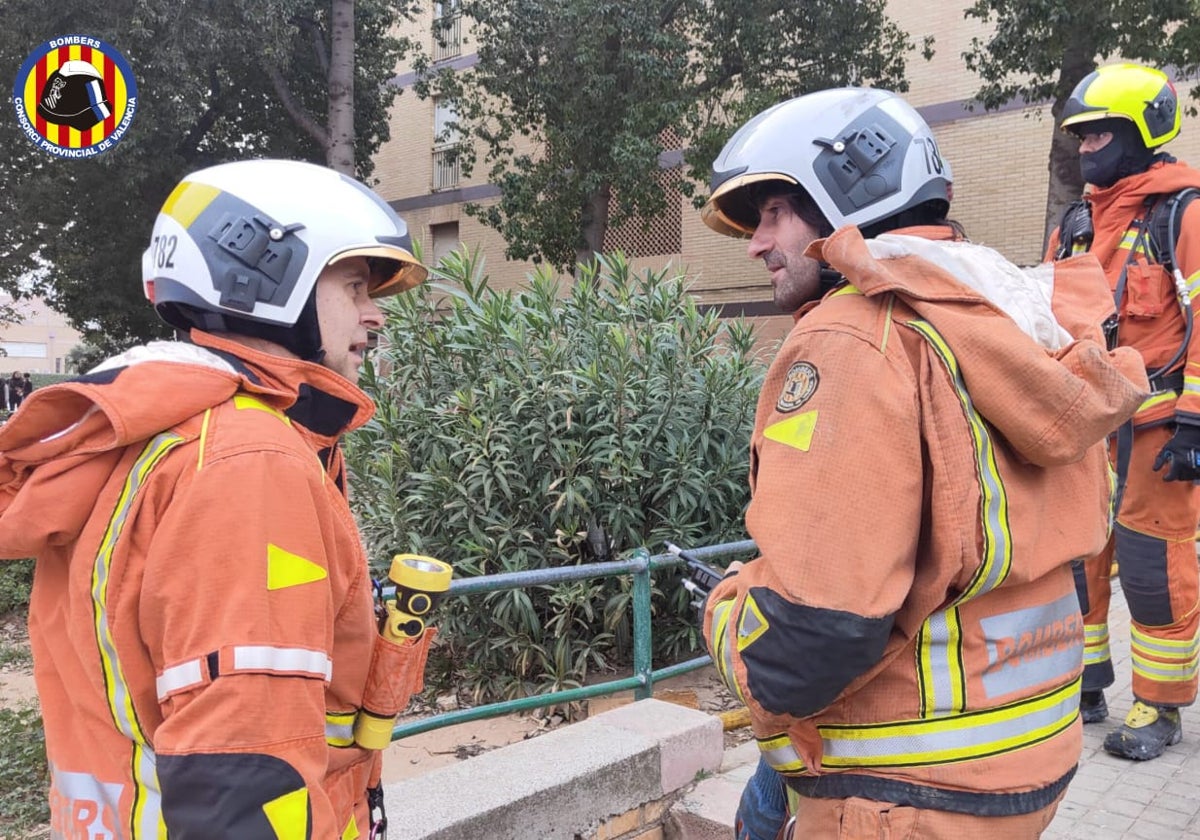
left=374, top=3, right=1200, bottom=299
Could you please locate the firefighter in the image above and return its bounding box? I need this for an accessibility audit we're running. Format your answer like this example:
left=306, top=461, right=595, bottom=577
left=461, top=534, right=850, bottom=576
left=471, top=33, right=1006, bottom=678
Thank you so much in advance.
left=0, top=159, right=434, bottom=838
left=701, top=87, right=1149, bottom=838
left=1048, top=62, right=1200, bottom=761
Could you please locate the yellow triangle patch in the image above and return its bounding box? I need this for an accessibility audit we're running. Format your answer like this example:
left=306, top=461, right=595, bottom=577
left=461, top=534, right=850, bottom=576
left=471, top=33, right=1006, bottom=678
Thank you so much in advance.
left=341, top=814, right=361, bottom=840
left=267, top=544, right=328, bottom=591
left=262, top=788, right=309, bottom=840
left=763, top=410, right=818, bottom=452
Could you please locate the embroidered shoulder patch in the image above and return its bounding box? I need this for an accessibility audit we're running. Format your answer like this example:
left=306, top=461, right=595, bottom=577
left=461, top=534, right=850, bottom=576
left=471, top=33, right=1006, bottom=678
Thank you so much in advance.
left=776, top=362, right=819, bottom=413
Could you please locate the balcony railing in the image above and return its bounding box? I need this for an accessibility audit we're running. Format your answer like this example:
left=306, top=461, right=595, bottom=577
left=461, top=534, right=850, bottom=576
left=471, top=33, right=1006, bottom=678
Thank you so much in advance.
left=432, top=13, right=462, bottom=62
left=390, top=540, right=757, bottom=741
left=432, top=142, right=461, bottom=191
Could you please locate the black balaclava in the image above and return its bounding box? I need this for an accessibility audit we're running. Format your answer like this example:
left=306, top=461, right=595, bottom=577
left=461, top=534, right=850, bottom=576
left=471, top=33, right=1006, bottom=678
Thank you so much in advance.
left=1078, top=118, right=1157, bottom=188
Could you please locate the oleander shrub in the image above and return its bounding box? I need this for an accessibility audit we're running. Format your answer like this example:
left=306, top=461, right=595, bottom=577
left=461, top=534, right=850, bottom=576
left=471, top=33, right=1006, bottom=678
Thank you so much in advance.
left=345, top=249, right=764, bottom=702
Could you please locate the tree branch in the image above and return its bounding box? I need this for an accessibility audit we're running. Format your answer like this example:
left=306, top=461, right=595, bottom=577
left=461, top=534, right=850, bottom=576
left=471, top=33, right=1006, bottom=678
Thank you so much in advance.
left=176, top=67, right=223, bottom=158
left=266, top=64, right=330, bottom=149
left=295, top=15, right=331, bottom=78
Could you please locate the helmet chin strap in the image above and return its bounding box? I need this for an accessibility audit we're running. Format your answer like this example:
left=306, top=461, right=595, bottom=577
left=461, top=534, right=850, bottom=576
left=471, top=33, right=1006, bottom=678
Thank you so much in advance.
left=188, top=287, right=325, bottom=362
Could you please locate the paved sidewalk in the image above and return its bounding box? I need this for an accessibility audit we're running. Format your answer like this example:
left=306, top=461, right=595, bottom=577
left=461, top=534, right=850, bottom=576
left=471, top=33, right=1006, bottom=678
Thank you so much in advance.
left=678, top=581, right=1200, bottom=839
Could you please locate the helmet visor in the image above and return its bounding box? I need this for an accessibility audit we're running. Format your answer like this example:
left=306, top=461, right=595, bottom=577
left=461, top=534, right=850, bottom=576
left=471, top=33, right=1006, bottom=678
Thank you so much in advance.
left=329, top=245, right=428, bottom=297
left=702, top=173, right=800, bottom=238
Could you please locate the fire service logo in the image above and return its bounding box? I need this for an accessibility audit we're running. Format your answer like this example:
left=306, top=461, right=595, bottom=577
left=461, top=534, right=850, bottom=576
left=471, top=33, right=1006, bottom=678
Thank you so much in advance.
left=12, top=35, right=137, bottom=158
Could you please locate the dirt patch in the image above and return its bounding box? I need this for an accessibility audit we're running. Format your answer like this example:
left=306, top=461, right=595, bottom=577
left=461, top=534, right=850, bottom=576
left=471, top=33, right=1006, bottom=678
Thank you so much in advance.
left=0, top=616, right=36, bottom=711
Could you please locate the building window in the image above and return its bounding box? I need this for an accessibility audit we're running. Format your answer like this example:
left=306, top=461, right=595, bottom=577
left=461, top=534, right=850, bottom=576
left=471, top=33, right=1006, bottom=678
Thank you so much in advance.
left=433, top=97, right=462, bottom=192
left=0, top=341, right=47, bottom=358
left=433, top=0, right=462, bottom=62
left=431, top=222, right=461, bottom=266
left=603, top=167, right=683, bottom=258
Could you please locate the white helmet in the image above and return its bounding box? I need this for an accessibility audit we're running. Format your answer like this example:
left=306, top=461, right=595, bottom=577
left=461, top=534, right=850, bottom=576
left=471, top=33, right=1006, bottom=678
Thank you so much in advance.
left=143, top=159, right=427, bottom=358
left=702, top=88, right=952, bottom=238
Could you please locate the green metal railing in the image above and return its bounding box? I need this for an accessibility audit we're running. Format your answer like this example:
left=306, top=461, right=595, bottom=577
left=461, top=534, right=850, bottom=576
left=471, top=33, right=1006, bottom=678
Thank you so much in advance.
left=390, top=539, right=756, bottom=740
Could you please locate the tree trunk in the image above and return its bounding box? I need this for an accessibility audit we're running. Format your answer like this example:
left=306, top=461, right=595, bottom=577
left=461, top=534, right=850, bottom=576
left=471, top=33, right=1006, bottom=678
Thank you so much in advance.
left=327, top=0, right=356, bottom=175
left=576, top=183, right=611, bottom=270
left=1042, top=42, right=1097, bottom=253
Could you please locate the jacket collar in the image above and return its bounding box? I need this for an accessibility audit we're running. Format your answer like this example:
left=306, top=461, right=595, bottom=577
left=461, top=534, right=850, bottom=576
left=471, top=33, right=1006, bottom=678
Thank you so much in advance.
left=189, top=330, right=375, bottom=443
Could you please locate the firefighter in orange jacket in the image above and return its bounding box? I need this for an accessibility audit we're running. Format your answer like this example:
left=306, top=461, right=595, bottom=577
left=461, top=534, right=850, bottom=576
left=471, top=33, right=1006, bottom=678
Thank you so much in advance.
left=0, top=160, right=435, bottom=838
left=701, top=88, right=1149, bottom=838
left=1047, top=63, right=1200, bottom=761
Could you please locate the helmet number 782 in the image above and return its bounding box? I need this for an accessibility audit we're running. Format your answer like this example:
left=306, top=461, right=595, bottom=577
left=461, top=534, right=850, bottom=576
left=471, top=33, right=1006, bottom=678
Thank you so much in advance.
left=152, top=234, right=177, bottom=269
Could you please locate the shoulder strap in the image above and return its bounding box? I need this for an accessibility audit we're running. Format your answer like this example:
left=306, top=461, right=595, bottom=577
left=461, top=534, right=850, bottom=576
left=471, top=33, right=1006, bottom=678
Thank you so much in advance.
left=1146, top=187, right=1200, bottom=273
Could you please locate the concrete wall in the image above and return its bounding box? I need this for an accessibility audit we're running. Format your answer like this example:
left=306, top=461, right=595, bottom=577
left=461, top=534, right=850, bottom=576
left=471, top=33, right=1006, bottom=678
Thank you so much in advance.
left=383, top=698, right=724, bottom=840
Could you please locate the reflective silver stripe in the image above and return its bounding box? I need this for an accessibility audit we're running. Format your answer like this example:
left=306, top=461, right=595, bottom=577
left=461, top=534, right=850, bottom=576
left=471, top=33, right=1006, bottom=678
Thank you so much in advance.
left=230, top=645, right=333, bottom=681
left=1132, top=652, right=1200, bottom=681
left=818, top=680, right=1079, bottom=769
left=709, top=599, right=742, bottom=703
left=917, top=607, right=964, bottom=716
left=92, top=432, right=184, bottom=838
left=156, top=658, right=205, bottom=701
left=909, top=321, right=1013, bottom=716
left=1131, top=626, right=1200, bottom=682
left=51, top=766, right=126, bottom=837
left=1185, top=271, right=1200, bottom=302
left=758, top=734, right=805, bottom=773
left=1083, top=623, right=1110, bottom=666
left=979, top=593, right=1083, bottom=699
left=326, top=712, right=356, bottom=747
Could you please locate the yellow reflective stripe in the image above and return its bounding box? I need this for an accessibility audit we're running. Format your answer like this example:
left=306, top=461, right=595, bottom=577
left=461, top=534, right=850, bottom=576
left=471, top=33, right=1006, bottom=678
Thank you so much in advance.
left=1131, top=624, right=1200, bottom=652
left=326, top=711, right=356, bottom=748
left=1130, top=626, right=1200, bottom=681
left=1186, top=271, right=1200, bottom=301
left=1105, top=462, right=1117, bottom=536
left=1118, top=229, right=1151, bottom=256
left=917, top=607, right=965, bottom=717
left=817, top=679, right=1080, bottom=770
left=757, top=733, right=806, bottom=773
left=234, top=394, right=291, bottom=424
left=341, top=814, right=361, bottom=840
left=1132, top=652, right=1200, bottom=682
left=1083, top=623, right=1111, bottom=666
left=709, top=600, right=743, bottom=703
left=1137, top=391, right=1177, bottom=415
left=736, top=592, right=769, bottom=651
left=829, top=284, right=862, bottom=298
left=908, top=320, right=1011, bottom=718
left=1184, top=375, right=1200, bottom=397
left=93, top=431, right=185, bottom=839
left=197, top=408, right=212, bottom=471
left=908, top=321, right=1012, bottom=602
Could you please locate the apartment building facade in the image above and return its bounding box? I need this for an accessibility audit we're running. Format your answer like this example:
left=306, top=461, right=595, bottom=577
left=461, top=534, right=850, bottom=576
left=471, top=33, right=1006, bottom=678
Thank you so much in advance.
left=0, top=295, right=83, bottom=375
left=373, top=2, right=1200, bottom=344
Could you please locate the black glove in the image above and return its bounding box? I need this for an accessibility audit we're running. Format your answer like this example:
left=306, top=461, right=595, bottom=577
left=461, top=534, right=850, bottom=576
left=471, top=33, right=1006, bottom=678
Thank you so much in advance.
left=1152, top=422, right=1200, bottom=481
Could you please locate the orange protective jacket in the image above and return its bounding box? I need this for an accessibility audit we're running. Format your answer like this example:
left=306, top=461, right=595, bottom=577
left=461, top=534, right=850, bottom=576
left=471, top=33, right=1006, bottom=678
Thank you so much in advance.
left=705, top=226, right=1148, bottom=815
left=1046, top=159, right=1200, bottom=426
left=0, top=331, right=431, bottom=840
